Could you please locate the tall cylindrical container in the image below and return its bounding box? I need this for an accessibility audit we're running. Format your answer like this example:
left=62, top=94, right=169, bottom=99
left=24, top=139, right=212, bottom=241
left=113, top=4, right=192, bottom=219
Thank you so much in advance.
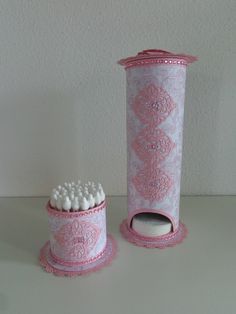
left=118, top=50, right=197, bottom=248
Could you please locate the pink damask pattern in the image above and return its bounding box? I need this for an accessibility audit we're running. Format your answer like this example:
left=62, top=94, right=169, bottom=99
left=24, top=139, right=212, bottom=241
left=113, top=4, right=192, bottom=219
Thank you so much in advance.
left=54, top=220, right=100, bottom=260
left=132, top=166, right=172, bottom=201
left=119, top=53, right=196, bottom=247
left=132, top=84, right=176, bottom=125
left=132, top=125, right=175, bottom=163
left=131, top=83, right=175, bottom=203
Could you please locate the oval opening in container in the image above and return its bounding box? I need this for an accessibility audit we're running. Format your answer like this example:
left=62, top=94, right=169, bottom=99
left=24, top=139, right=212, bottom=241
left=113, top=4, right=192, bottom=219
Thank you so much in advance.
left=131, top=212, right=173, bottom=237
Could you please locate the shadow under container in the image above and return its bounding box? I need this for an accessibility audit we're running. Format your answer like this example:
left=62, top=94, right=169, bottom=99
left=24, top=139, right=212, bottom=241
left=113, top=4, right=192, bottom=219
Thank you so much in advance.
left=118, top=49, right=197, bottom=248
left=39, top=201, right=116, bottom=276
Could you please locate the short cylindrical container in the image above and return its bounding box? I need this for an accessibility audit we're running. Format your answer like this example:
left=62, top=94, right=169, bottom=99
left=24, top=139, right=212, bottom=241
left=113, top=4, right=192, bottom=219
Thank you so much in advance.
left=40, top=201, right=116, bottom=276
left=118, top=49, right=197, bottom=248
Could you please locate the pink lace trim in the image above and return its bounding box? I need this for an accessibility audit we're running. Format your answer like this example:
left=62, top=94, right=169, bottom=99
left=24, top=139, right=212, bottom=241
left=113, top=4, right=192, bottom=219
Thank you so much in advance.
left=120, top=219, right=187, bottom=249
left=39, top=234, right=117, bottom=277
left=47, top=201, right=106, bottom=218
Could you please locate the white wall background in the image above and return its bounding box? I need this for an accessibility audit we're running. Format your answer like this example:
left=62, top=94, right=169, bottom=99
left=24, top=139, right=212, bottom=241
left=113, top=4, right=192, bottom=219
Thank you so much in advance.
left=0, top=0, right=235, bottom=196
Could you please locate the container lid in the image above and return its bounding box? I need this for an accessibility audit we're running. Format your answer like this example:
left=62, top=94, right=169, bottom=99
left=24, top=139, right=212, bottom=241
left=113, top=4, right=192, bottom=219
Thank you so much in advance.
left=118, top=49, right=197, bottom=68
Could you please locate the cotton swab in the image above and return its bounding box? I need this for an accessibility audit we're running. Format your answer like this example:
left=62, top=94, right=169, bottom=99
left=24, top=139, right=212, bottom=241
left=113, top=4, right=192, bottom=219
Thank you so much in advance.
left=50, top=180, right=105, bottom=211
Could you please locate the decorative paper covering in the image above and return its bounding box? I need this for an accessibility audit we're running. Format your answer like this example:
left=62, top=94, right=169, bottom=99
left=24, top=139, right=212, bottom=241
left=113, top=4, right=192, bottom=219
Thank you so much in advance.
left=118, top=49, right=197, bottom=248
left=39, top=201, right=117, bottom=276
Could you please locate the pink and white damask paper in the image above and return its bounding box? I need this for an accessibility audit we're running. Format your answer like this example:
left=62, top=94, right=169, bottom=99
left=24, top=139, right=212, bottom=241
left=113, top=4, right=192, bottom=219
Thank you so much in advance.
left=126, top=66, right=186, bottom=231
left=118, top=50, right=197, bottom=247
left=47, top=201, right=107, bottom=265
left=39, top=201, right=117, bottom=276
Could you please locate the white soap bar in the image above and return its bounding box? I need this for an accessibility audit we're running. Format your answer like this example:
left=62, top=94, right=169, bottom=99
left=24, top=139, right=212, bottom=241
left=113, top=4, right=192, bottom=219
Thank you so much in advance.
left=132, top=213, right=172, bottom=237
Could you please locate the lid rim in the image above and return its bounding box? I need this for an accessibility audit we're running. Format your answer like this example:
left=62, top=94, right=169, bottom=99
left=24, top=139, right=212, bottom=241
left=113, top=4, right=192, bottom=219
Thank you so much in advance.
left=118, top=49, right=198, bottom=67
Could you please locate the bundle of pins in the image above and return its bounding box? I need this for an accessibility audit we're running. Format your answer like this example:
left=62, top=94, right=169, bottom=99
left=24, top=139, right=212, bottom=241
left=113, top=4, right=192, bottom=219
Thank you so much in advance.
left=50, top=181, right=105, bottom=212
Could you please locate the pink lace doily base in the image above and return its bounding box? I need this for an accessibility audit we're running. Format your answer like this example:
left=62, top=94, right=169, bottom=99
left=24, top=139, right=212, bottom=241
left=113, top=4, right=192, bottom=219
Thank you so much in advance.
left=120, top=219, right=187, bottom=248
left=39, top=234, right=117, bottom=277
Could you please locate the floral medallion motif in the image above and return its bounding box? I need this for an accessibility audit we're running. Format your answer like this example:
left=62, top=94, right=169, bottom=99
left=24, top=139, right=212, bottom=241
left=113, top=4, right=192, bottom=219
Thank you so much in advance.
left=132, top=166, right=172, bottom=201
left=54, top=220, right=100, bottom=259
left=132, top=126, right=175, bottom=164
left=132, top=84, right=176, bottom=125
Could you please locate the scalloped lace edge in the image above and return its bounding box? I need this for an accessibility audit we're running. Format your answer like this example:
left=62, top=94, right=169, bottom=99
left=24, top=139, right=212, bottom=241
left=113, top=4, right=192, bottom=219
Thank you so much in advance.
left=120, top=219, right=187, bottom=249
left=39, top=234, right=117, bottom=277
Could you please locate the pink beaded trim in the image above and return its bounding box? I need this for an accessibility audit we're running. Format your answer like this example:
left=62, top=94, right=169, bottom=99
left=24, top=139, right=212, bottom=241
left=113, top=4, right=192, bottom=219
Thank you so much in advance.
left=49, top=242, right=107, bottom=266
left=124, top=58, right=187, bottom=69
left=47, top=201, right=106, bottom=218
left=118, top=49, right=197, bottom=68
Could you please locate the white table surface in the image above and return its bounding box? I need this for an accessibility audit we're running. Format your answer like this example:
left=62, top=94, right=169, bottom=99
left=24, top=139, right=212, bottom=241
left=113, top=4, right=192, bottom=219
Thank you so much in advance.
left=0, top=196, right=236, bottom=314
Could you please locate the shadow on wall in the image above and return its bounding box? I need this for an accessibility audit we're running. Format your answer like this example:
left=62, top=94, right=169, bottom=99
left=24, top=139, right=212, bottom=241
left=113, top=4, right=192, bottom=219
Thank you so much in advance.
left=182, top=70, right=222, bottom=194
